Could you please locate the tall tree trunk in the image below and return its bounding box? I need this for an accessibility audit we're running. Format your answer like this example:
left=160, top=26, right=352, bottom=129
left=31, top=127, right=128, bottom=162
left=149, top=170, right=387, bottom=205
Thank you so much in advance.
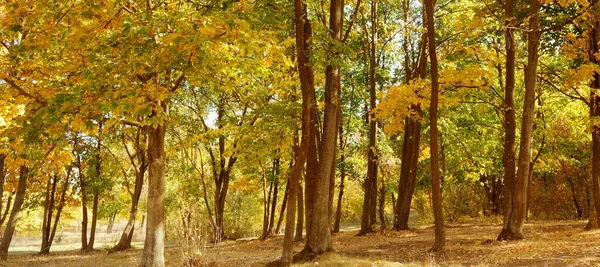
left=498, top=0, right=518, bottom=240
left=588, top=0, right=600, bottom=230
left=0, top=166, right=28, bottom=260
left=424, top=0, right=445, bottom=251
left=281, top=0, right=314, bottom=263
left=300, top=0, right=342, bottom=258
left=141, top=109, right=167, bottom=267
left=501, top=0, right=541, bottom=241
left=394, top=10, right=427, bottom=230
left=360, top=0, right=378, bottom=236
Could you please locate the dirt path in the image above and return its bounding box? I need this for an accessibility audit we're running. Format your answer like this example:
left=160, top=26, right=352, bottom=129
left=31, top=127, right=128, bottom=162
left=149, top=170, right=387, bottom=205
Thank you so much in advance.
left=3, top=220, right=599, bottom=266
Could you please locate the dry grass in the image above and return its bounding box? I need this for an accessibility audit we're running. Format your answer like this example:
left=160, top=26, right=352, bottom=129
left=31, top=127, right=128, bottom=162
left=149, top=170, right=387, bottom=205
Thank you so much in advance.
left=3, top=220, right=600, bottom=266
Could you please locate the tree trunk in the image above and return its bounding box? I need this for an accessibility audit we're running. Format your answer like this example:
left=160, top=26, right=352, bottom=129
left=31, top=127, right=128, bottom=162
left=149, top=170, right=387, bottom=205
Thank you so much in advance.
left=275, top=177, right=289, bottom=235
left=0, top=154, right=5, bottom=228
left=141, top=112, right=167, bottom=267
left=111, top=164, right=147, bottom=252
left=295, top=182, right=304, bottom=241
left=498, top=0, right=518, bottom=240
left=379, top=168, right=386, bottom=232
left=360, top=0, right=378, bottom=236
left=299, top=0, right=342, bottom=259
left=267, top=155, right=280, bottom=236
left=281, top=0, right=314, bottom=263
left=588, top=0, right=600, bottom=230
left=501, top=0, right=540, bottom=241
left=87, top=191, right=99, bottom=250
left=424, top=0, right=446, bottom=251
left=0, top=166, right=28, bottom=260
left=333, top=122, right=346, bottom=233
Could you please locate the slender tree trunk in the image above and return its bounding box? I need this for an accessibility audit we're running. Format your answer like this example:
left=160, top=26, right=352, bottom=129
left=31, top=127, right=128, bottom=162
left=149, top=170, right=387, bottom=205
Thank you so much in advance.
left=141, top=108, right=167, bottom=267
left=360, top=0, right=378, bottom=236
left=0, top=166, right=28, bottom=260
left=79, top=171, right=88, bottom=250
left=295, top=182, right=304, bottom=241
left=281, top=1, right=314, bottom=263
left=379, top=168, right=386, bottom=232
left=333, top=123, right=346, bottom=233
left=42, top=170, right=71, bottom=253
left=0, top=192, right=12, bottom=226
left=275, top=177, right=289, bottom=235
left=87, top=191, right=99, bottom=250
left=41, top=176, right=55, bottom=253
left=498, top=0, right=518, bottom=240
left=424, top=0, right=445, bottom=251
left=0, top=154, right=5, bottom=227
left=267, top=156, right=280, bottom=236
left=112, top=165, right=147, bottom=251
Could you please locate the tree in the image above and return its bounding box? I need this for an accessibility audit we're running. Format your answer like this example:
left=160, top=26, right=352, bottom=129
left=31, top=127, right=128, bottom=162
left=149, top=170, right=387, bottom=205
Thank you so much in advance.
left=424, top=0, right=446, bottom=251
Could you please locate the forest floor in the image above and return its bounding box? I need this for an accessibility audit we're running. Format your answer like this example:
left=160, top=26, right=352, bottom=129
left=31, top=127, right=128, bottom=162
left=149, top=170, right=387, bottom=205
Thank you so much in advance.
left=2, top=220, right=600, bottom=266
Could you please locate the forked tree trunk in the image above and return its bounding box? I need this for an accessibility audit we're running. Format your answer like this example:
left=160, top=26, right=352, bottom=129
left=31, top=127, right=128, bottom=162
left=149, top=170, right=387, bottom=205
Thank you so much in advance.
left=394, top=7, right=427, bottom=230
left=299, top=0, right=342, bottom=259
left=0, top=166, right=28, bottom=260
left=424, top=0, right=446, bottom=251
left=141, top=110, right=167, bottom=267
left=500, top=0, right=540, bottom=240
left=111, top=165, right=147, bottom=252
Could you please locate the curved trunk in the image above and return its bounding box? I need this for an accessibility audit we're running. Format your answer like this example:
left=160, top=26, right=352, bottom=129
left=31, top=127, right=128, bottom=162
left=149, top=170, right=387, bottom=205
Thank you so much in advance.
left=424, top=0, right=446, bottom=251
left=112, top=165, right=146, bottom=251
left=0, top=166, right=28, bottom=260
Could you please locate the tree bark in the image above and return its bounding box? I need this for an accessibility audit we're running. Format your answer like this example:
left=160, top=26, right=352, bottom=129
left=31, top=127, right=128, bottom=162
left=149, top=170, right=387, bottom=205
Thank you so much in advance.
left=87, top=191, right=99, bottom=250
left=112, top=163, right=147, bottom=251
left=0, top=166, right=28, bottom=260
left=300, top=0, right=343, bottom=258
left=77, top=151, right=89, bottom=250
left=360, top=0, right=379, bottom=236
left=275, top=177, right=289, bottom=235
left=333, top=122, right=346, bottom=233
left=141, top=107, right=167, bottom=267
left=588, top=0, right=600, bottom=230
left=281, top=0, right=314, bottom=263
left=295, top=182, right=304, bottom=241
left=267, top=155, right=280, bottom=236
left=424, top=0, right=446, bottom=251
left=498, top=0, right=518, bottom=240
left=501, top=0, right=540, bottom=241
